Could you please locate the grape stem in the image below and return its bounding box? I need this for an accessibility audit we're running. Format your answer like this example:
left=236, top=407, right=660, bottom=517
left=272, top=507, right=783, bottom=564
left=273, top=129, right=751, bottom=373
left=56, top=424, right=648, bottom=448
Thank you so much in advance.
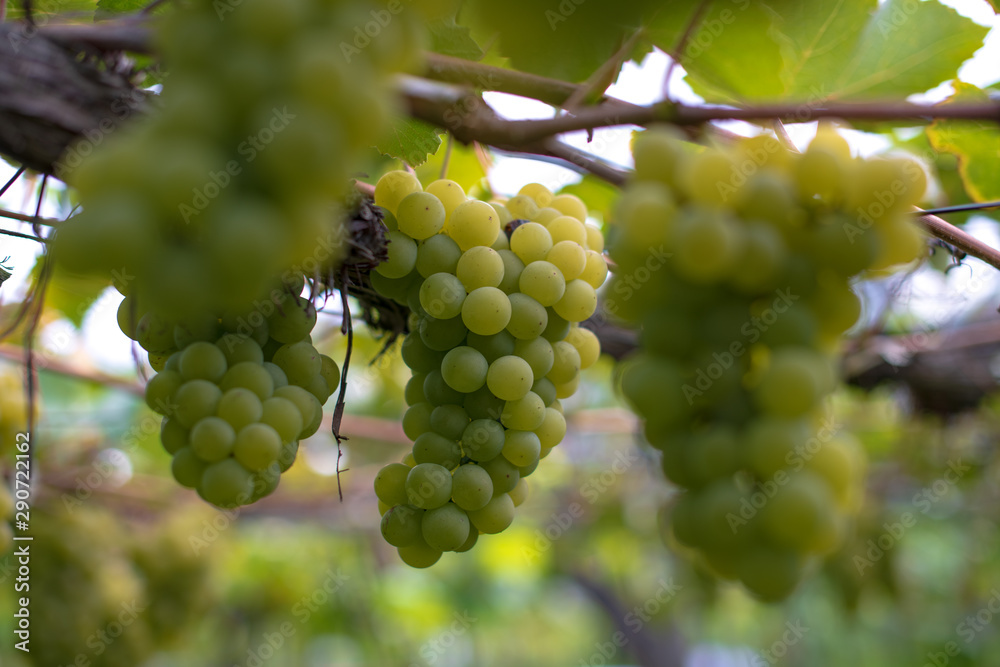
left=916, top=209, right=1000, bottom=271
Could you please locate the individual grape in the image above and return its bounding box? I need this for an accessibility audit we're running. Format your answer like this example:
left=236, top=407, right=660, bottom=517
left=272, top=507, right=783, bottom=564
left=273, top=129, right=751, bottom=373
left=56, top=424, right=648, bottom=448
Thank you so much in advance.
left=480, top=456, right=519, bottom=495
left=547, top=216, right=587, bottom=246
left=218, top=361, right=275, bottom=400
left=417, top=315, right=467, bottom=352
left=405, top=373, right=429, bottom=405
left=397, top=191, right=446, bottom=239
left=423, top=370, right=466, bottom=407
left=266, top=296, right=317, bottom=344
left=500, top=392, right=545, bottom=431
left=508, top=478, right=529, bottom=506
left=146, top=370, right=183, bottom=416
left=260, top=396, right=304, bottom=443
left=506, top=293, right=548, bottom=340
left=189, top=416, right=236, bottom=462
left=278, top=440, right=299, bottom=472
left=375, top=170, right=423, bottom=215
left=397, top=537, right=443, bottom=568
left=497, top=249, right=525, bottom=295
left=519, top=261, right=566, bottom=307
left=753, top=348, right=831, bottom=418
left=671, top=208, right=743, bottom=284
left=233, top=423, right=283, bottom=471
left=405, top=462, right=453, bottom=509
left=449, top=199, right=500, bottom=251
left=173, top=380, right=223, bottom=428
left=416, top=234, right=462, bottom=278
left=513, top=337, right=555, bottom=378
left=430, top=404, right=470, bottom=440
left=171, top=447, right=206, bottom=488
left=501, top=429, right=541, bottom=467
left=412, top=432, right=462, bottom=469
left=419, top=272, right=466, bottom=319
left=456, top=246, right=505, bottom=290
left=440, top=346, right=488, bottom=393
left=451, top=464, right=493, bottom=511
left=401, top=332, right=446, bottom=373
left=319, top=354, right=341, bottom=394
left=217, top=387, right=264, bottom=435
left=553, top=279, right=597, bottom=322
left=546, top=240, right=586, bottom=280
left=422, top=504, right=470, bottom=551
left=178, top=341, right=228, bottom=383
left=463, top=385, right=506, bottom=421
left=376, top=230, right=419, bottom=279
left=466, top=330, right=516, bottom=363
left=374, top=463, right=411, bottom=507
left=565, top=326, right=600, bottom=369
left=759, top=473, right=840, bottom=553
left=273, top=385, right=322, bottom=438
left=518, top=182, right=554, bottom=207
left=510, top=222, right=553, bottom=264
left=462, top=419, right=505, bottom=461
left=381, top=505, right=424, bottom=547
left=137, top=312, right=177, bottom=353
left=487, top=355, right=534, bottom=401
left=534, top=407, right=566, bottom=448
left=531, top=376, right=557, bottom=406
left=580, top=250, right=609, bottom=289
left=468, top=493, right=515, bottom=534
left=584, top=225, right=604, bottom=253
left=425, top=179, right=467, bottom=219
left=160, top=418, right=189, bottom=455
left=272, top=340, right=322, bottom=386
left=199, top=458, right=255, bottom=508
left=403, top=402, right=434, bottom=441
left=550, top=193, right=588, bottom=222
left=461, top=287, right=511, bottom=336
left=490, top=201, right=514, bottom=228
left=216, top=335, right=265, bottom=366
left=548, top=341, right=581, bottom=385
left=505, top=194, right=541, bottom=221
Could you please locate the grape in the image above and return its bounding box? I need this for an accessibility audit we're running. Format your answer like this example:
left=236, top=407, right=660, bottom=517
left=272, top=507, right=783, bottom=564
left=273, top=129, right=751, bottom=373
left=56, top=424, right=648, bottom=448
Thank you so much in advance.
left=397, top=191, right=446, bottom=240
left=487, top=355, right=534, bottom=401
left=461, top=419, right=506, bottom=461
left=419, top=272, right=466, bottom=319
left=553, top=279, right=597, bottom=322
left=429, top=404, right=470, bottom=441
left=319, top=354, right=341, bottom=393
left=425, top=179, right=466, bottom=218
left=505, top=194, right=541, bottom=220
left=451, top=464, right=493, bottom=511
left=468, top=493, right=515, bottom=534
left=753, top=348, right=830, bottom=417
left=381, top=505, right=424, bottom=547
left=413, top=432, right=462, bottom=469
left=497, top=250, right=525, bottom=295
left=190, top=416, right=236, bottom=462
left=546, top=240, right=586, bottom=280
left=506, top=293, right=548, bottom=340
left=137, top=312, right=177, bottom=353
left=518, top=183, right=553, bottom=207
left=461, top=287, right=511, bottom=336
left=272, top=341, right=322, bottom=386
left=510, top=222, right=553, bottom=264
left=217, top=335, right=265, bottom=366
left=500, top=392, right=545, bottom=431
left=449, top=200, right=501, bottom=251
left=456, top=246, right=505, bottom=291
left=440, top=346, right=488, bottom=393
left=397, top=538, right=443, bottom=568
left=233, top=423, right=283, bottom=471
left=519, top=261, right=566, bottom=307
left=266, top=296, right=317, bottom=344
left=550, top=194, right=588, bottom=222
left=463, top=386, right=505, bottom=421
left=273, top=385, right=321, bottom=438
left=547, top=341, right=581, bottom=385
left=416, top=234, right=462, bottom=278
left=160, top=418, right=189, bottom=455
left=199, top=458, right=255, bottom=508
left=260, top=396, right=304, bottom=443
left=466, top=330, right=516, bottom=363
left=501, top=429, right=541, bottom=467
left=580, top=250, right=609, bottom=289
left=171, top=447, right=206, bottom=488
left=534, top=408, right=566, bottom=448
left=403, top=402, right=434, bottom=440
left=376, top=230, right=419, bottom=278
left=374, top=463, right=411, bottom=507
left=173, top=380, right=223, bottom=428
left=421, top=504, right=470, bottom=551
left=423, top=370, right=466, bottom=407
left=547, top=216, right=587, bottom=246
left=405, top=373, right=428, bottom=405
left=513, top=337, right=554, bottom=378
left=401, top=332, right=446, bottom=373
left=565, top=326, right=600, bottom=369
left=375, top=171, right=423, bottom=215
left=531, top=376, right=557, bottom=406
left=220, top=361, right=275, bottom=400
left=480, top=456, right=519, bottom=495
left=146, top=370, right=182, bottom=416
left=405, top=463, right=453, bottom=509
left=584, top=225, right=604, bottom=253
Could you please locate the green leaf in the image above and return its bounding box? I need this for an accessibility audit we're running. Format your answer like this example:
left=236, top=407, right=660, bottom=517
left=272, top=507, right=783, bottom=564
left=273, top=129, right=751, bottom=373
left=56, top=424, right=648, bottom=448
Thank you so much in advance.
left=428, top=16, right=484, bottom=60
left=373, top=118, right=443, bottom=168
left=96, top=0, right=148, bottom=16
left=416, top=141, right=488, bottom=192
left=927, top=81, right=1000, bottom=203
left=35, top=261, right=111, bottom=329
left=559, top=176, right=619, bottom=224
left=986, top=0, right=999, bottom=13
left=829, top=0, right=989, bottom=100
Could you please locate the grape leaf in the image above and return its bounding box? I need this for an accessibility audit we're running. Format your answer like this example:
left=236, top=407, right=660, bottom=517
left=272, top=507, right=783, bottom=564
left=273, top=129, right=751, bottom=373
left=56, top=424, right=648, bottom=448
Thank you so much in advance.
left=428, top=16, right=484, bottom=61
left=927, top=82, right=1000, bottom=203
left=985, top=0, right=999, bottom=13
left=374, top=118, right=443, bottom=167
left=416, top=141, right=488, bottom=191
left=96, top=0, right=148, bottom=15
left=33, top=261, right=110, bottom=329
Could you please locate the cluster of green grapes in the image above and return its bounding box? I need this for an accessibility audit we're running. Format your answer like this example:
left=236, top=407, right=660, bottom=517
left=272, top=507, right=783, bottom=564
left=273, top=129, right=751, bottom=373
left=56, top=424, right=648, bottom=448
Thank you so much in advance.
left=129, top=275, right=339, bottom=508
left=53, top=0, right=423, bottom=321
left=611, top=127, right=926, bottom=600
left=368, top=172, right=605, bottom=567
left=27, top=505, right=213, bottom=667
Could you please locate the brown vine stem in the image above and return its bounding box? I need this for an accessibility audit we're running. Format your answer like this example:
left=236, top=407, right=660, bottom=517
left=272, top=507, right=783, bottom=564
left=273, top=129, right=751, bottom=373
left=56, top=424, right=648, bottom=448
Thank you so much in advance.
left=917, top=209, right=1000, bottom=271
left=0, top=208, right=59, bottom=227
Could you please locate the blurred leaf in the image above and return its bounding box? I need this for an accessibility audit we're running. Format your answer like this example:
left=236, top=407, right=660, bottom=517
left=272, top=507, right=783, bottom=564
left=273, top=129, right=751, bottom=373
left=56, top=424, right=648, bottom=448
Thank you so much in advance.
left=96, top=0, right=148, bottom=16
left=373, top=118, right=443, bottom=168
left=416, top=140, right=489, bottom=191
left=428, top=15, right=484, bottom=60
left=927, top=81, right=1000, bottom=203
left=35, top=260, right=110, bottom=328
left=986, top=0, right=1000, bottom=13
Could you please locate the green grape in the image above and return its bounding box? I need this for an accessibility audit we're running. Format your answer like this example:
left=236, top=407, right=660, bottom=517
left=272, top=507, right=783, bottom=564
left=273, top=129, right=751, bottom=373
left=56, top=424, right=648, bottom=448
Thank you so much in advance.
left=319, top=354, right=340, bottom=393
left=550, top=194, right=588, bottom=222
left=448, top=199, right=500, bottom=251
left=220, top=361, right=275, bottom=400
left=508, top=478, right=529, bottom=506
left=466, top=330, right=516, bottom=363
left=198, top=458, right=255, bottom=508
left=266, top=296, right=317, bottom=344
left=736, top=547, right=806, bottom=602
left=174, top=379, right=223, bottom=428
left=519, top=261, right=566, bottom=307
left=430, top=404, right=470, bottom=440
left=397, top=191, right=446, bottom=240
left=174, top=314, right=221, bottom=349
left=279, top=440, right=298, bottom=472
left=513, top=336, right=554, bottom=378
left=744, top=418, right=810, bottom=478
left=461, top=419, right=505, bottom=462
left=422, top=503, right=471, bottom=551
left=480, top=456, right=519, bottom=495
left=440, top=346, right=488, bottom=393
left=468, top=493, right=515, bottom=534
left=505, top=194, right=541, bottom=221
left=413, top=432, right=462, bottom=469
left=425, top=179, right=466, bottom=218
left=510, top=222, right=553, bottom=264
left=217, top=387, right=264, bottom=431
left=405, top=462, right=453, bottom=509
left=501, top=429, right=541, bottom=467
left=518, top=183, right=553, bottom=207
left=491, top=228, right=510, bottom=251
left=260, top=396, right=304, bottom=443
left=753, top=348, right=831, bottom=418
left=216, top=335, right=265, bottom=366
left=451, top=464, right=493, bottom=511
left=190, top=416, right=236, bottom=462
left=671, top=208, right=743, bottom=284
left=137, top=312, right=177, bottom=353
left=547, top=341, right=581, bottom=385
left=160, top=417, right=189, bottom=455
left=233, top=423, right=283, bottom=471
left=419, top=272, right=466, bottom=319
left=416, top=234, right=462, bottom=278
left=146, top=370, right=183, bottom=416
left=418, top=315, right=469, bottom=352
left=456, top=246, right=505, bottom=291
left=487, top=355, right=534, bottom=401
left=547, top=216, right=587, bottom=246
left=759, top=472, right=840, bottom=553
left=585, top=225, right=604, bottom=252
left=463, top=385, right=506, bottom=421
left=497, top=249, right=525, bottom=295
left=397, top=536, right=443, bottom=568
left=400, top=332, right=446, bottom=373
left=272, top=340, right=322, bottom=386
left=553, top=279, right=597, bottom=323
left=369, top=271, right=413, bottom=305
left=534, top=407, right=566, bottom=448
left=262, top=362, right=289, bottom=390
left=461, top=287, right=511, bottom=336
left=381, top=504, right=424, bottom=547
left=506, top=293, right=548, bottom=340
left=564, top=326, right=600, bottom=369
left=546, top=240, right=586, bottom=280
left=376, top=230, right=419, bottom=278
left=403, top=402, right=434, bottom=440
left=374, top=170, right=423, bottom=216
left=405, top=373, right=429, bottom=405
left=580, top=249, right=609, bottom=289
left=531, top=376, right=557, bottom=406
left=381, top=209, right=399, bottom=231
left=423, top=370, right=466, bottom=407
left=500, top=392, right=545, bottom=431
left=374, top=463, right=411, bottom=507
left=171, top=447, right=206, bottom=488
left=117, top=295, right=143, bottom=340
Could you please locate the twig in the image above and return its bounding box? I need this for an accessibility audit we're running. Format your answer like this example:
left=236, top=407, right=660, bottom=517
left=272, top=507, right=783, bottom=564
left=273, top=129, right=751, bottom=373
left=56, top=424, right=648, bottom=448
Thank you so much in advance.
left=32, top=174, right=47, bottom=238
left=772, top=119, right=798, bottom=152
left=563, top=28, right=645, bottom=112
left=0, top=167, right=25, bottom=198
left=38, top=16, right=156, bottom=53
left=917, top=209, right=1000, bottom=271
left=662, top=0, right=712, bottom=101
left=0, top=208, right=59, bottom=227
left=920, top=201, right=1000, bottom=216
left=141, top=0, right=172, bottom=14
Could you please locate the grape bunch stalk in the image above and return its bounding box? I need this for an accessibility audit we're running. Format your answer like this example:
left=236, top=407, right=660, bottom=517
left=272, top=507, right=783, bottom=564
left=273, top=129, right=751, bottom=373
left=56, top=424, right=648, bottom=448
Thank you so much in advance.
left=610, top=126, right=926, bottom=600
left=369, top=172, right=606, bottom=567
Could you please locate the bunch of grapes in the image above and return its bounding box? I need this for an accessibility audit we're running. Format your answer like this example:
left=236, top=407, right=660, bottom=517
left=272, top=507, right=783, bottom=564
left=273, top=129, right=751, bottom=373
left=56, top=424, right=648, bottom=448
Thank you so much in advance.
left=53, top=0, right=423, bottom=321
left=133, top=275, right=340, bottom=508
left=611, top=127, right=926, bottom=600
left=368, top=172, right=605, bottom=567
